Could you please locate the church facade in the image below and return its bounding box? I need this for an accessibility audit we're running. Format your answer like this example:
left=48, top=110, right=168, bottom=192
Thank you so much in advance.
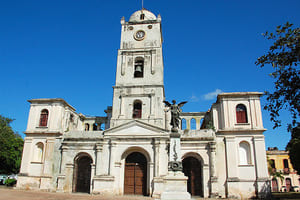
left=17, top=9, right=270, bottom=199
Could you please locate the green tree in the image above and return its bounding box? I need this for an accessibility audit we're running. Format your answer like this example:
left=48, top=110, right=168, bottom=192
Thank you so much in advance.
left=256, top=22, right=299, bottom=173
left=256, top=22, right=299, bottom=131
left=286, top=126, right=300, bottom=174
left=0, top=115, right=24, bottom=174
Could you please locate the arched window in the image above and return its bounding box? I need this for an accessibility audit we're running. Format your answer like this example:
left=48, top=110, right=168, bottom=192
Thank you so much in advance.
left=39, top=109, right=49, bottom=127
left=134, top=57, right=144, bottom=78
left=140, top=13, right=145, bottom=20
left=239, top=141, right=251, bottom=165
left=270, top=159, right=276, bottom=173
left=200, top=118, right=204, bottom=129
left=93, top=123, right=98, bottom=131
left=236, top=104, right=248, bottom=123
left=100, top=123, right=105, bottom=130
left=283, top=159, right=289, bottom=168
left=270, top=159, right=276, bottom=168
left=85, top=123, right=90, bottom=131
left=133, top=100, right=142, bottom=118
left=181, top=118, right=186, bottom=130
left=35, top=142, right=44, bottom=162
left=283, top=159, right=290, bottom=174
left=190, top=118, right=196, bottom=130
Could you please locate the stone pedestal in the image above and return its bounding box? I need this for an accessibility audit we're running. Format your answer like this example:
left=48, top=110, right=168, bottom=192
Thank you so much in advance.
left=160, top=171, right=191, bottom=200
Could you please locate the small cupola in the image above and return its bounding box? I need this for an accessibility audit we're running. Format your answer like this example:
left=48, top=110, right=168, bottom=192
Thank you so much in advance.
left=129, top=9, right=157, bottom=22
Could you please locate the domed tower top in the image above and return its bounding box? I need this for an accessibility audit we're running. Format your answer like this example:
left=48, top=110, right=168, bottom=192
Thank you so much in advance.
left=128, top=9, right=158, bottom=23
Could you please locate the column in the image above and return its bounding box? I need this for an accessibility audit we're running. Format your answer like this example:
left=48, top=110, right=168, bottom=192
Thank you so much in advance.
left=121, top=53, right=126, bottom=76
left=90, top=164, right=96, bottom=192
left=109, top=140, right=117, bottom=175
left=151, top=50, right=155, bottom=74
left=19, top=138, right=32, bottom=175
left=253, top=136, right=270, bottom=198
left=196, top=118, right=201, bottom=130
left=95, top=143, right=103, bottom=176
left=253, top=136, right=269, bottom=178
left=153, top=139, right=160, bottom=177
left=43, top=138, right=55, bottom=176
left=186, top=118, right=191, bottom=130
left=225, top=136, right=238, bottom=178
left=101, top=140, right=110, bottom=175
left=209, top=142, right=218, bottom=197
left=209, top=142, right=217, bottom=178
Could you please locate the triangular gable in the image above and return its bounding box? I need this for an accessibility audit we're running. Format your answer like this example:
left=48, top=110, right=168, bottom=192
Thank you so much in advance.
left=104, top=120, right=168, bottom=136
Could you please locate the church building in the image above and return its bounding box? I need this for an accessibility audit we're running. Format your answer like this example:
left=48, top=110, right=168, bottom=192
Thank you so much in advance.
left=17, top=9, right=270, bottom=199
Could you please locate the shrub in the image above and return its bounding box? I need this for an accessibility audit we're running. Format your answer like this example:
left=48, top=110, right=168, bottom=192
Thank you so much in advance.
left=4, top=178, right=17, bottom=186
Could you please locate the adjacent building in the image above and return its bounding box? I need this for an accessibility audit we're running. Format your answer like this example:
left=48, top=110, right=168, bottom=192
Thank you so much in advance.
left=17, top=9, right=270, bottom=199
left=267, top=147, right=300, bottom=192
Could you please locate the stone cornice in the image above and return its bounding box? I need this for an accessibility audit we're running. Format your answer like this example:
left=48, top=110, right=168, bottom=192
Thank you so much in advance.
left=28, top=98, right=76, bottom=111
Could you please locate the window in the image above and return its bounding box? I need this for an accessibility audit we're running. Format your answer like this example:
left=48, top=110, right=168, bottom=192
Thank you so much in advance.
left=85, top=123, right=90, bottom=131
left=239, top=141, right=251, bottom=165
left=283, top=159, right=290, bottom=174
left=35, top=142, right=44, bottom=162
left=236, top=104, right=248, bottom=123
left=133, top=100, right=142, bottom=118
left=93, top=123, right=98, bottom=131
left=134, top=58, right=144, bottom=78
left=190, top=118, right=196, bottom=130
left=140, top=13, right=145, bottom=20
left=283, top=159, right=289, bottom=168
left=181, top=118, right=186, bottom=130
left=270, top=159, right=276, bottom=173
left=100, top=123, right=105, bottom=130
left=70, top=114, right=74, bottom=122
left=39, top=109, right=49, bottom=127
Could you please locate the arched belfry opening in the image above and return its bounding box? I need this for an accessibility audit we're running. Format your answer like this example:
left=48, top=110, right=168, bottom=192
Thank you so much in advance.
left=134, top=57, right=144, bottom=78
left=182, top=156, right=203, bottom=197
left=124, top=152, right=148, bottom=196
left=73, top=153, right=92, bottom=193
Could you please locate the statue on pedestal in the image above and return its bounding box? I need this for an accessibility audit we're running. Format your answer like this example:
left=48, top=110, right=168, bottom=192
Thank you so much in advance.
left=163, top=100, right=187, bottom=132
left=163, top=99, right=187, bottom=171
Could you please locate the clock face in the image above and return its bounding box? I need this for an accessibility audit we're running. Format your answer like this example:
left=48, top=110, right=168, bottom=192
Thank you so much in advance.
left=134, top=30, right=145, bottom=40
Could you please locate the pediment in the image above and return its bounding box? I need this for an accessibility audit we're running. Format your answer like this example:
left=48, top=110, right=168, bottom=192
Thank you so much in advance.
left=104, top=120, right=168, bottom=136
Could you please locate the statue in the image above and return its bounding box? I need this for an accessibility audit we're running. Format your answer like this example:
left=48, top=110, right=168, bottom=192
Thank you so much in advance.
left=163, top=100, right=187, bottom=132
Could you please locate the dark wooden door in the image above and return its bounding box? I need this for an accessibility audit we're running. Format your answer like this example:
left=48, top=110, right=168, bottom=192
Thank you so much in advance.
left=75, top=156, right=92, bottom=193
left=183, top=157, right=203, bottom=196
left=124, top=152, right=147, bottom=195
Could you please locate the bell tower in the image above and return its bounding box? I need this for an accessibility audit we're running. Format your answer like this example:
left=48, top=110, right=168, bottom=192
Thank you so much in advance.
left=110, top=9, right=165, bottom=128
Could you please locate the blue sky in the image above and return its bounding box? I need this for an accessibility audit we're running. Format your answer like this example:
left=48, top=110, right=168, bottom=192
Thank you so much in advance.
left=0, top=0, right=299, bottom=150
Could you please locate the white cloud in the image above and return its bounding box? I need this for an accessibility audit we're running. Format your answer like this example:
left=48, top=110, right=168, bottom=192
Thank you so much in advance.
left=203, top=89, right=223, bottom=100
left=190, top=94, right=199, bottom=102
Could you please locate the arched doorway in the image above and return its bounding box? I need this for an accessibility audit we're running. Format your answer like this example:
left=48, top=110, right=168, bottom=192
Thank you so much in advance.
left=182, top=157, right=203, bottom=196
left=286, top=178, right=292, bottom=192
left=73, top=154, right=92, bottom=193
left=272, top=178, right=278, bottom=192
left=124, top=152, right=147, bottom=196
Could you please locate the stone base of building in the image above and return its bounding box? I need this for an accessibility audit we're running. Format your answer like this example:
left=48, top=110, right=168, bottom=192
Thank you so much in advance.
left=93, top=175, right=115, bottom=195
left=160, top=171, right=191, bottom=200
left=16, top=175, right=55, bottom=192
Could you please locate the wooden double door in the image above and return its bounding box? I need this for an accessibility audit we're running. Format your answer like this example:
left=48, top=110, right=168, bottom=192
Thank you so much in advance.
left=124, top=152, right=147, bottom=195
left=182, top=157, right=203, bottom=196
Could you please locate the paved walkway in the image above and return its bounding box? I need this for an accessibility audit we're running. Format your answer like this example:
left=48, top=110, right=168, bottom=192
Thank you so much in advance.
left=0, top=187, right=151, bottom=200
left=0, top=186, right=235, bottom=200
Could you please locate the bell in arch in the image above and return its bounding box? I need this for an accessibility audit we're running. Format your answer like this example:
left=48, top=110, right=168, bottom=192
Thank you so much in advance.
left=135, top=65, right=143, bottom=73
